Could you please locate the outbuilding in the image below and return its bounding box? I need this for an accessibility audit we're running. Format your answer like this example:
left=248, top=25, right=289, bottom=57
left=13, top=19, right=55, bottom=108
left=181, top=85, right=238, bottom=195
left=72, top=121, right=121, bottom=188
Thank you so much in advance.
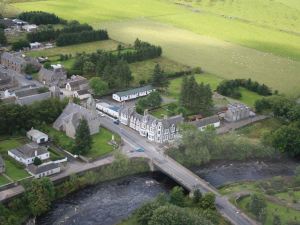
left=112, top=85, right=155, bottom=102
left=27, top=128, right=49, bottom=144
left=27, top=162, right=61, bottom=178
left=96, top=102, right=120, bottom=118
left=190, top=115, right=220, bottom=131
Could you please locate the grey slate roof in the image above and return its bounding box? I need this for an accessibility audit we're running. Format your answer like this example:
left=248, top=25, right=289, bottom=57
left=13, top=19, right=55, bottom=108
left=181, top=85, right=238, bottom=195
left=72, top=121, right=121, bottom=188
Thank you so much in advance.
left=76, top=89, right=89, bottom=95
left=27, top=162, right=60, bottom=175
left=68, top=78, right=88, bottom=90
left=9, top=143, right=48, bottom=159
left=115, top=85, right=154, bottom=97
left=190, top=115, right=220, bottom=128
left=0, top=19, right=15, bottom=27
left=161, top=114, right=184, bottom=128
left=1, top=52, right=26, bottom=65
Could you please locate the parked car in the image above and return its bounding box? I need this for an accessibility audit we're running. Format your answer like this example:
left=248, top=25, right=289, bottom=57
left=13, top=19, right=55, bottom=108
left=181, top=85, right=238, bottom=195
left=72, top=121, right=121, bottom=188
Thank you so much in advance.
left=25, top=75, right=32, bottom=80
left=136, top=147, right=145, bottom=152
left=113, top=119, right=120, bottom=125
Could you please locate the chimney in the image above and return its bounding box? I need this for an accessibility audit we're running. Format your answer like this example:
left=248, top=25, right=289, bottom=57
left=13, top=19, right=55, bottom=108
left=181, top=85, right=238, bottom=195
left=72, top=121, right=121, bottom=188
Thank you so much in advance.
left=35, top=150, right=38, bottom=157
left=163, top=115, right=168, bottom=120
left=144, top=109, right=149, bottom=116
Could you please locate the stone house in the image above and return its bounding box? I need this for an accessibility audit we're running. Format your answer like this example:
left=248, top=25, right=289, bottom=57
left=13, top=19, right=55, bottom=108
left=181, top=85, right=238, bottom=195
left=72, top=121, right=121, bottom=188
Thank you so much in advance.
left=65, top=75, right=89, bottom=92
left=112, top=85, right=155, bottom=102
left=225, top=103, right=251, bottom=122
left=0, top=66, right=18, bottom=91
left=8, top=142, right=49, bottom=166
left=53, top=102, right=100, bottom=139
left=39, top=64, right=67, bottom=87
left=119, top=107, right=183, bottom=143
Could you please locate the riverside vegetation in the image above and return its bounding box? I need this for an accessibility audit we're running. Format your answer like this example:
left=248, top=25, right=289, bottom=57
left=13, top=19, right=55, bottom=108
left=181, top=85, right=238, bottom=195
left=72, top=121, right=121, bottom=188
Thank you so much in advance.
left=0, top=152, right=150, bottom=225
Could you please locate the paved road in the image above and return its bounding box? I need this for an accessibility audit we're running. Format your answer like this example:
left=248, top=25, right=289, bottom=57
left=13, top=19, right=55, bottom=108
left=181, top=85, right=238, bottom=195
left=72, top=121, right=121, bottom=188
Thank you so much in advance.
left=100, top=116, right=259, bottom=225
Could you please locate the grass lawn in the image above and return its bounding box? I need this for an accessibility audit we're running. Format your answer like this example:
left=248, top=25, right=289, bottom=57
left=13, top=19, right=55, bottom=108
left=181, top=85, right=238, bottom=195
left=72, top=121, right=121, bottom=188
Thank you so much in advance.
left=26, top=40, right=120, bottom=58
left=0, top=175, right=10, bottom=186
left=219, top=182, right=260, bottom=196
left=236, top=118, right=282, bottom=139
left=4, top=160, right=29, bottom=181
left=48, top=148, right=65, bottom=161
left=275, top=191, right=300, bottom=204
left=46, top=127, right=74, bottom=151
left=86, top=128, right=120, bottom=159
left=129, top=57, right=189, bottom=85
left=0, top=137, right=24, bottom=154
left=150, top=106, right=170, bottom=119
left=12, top=0, right=300, bottom=95
left=238, top=195, right=300, bottom=225
left=239, top=88, right=263, bottom=107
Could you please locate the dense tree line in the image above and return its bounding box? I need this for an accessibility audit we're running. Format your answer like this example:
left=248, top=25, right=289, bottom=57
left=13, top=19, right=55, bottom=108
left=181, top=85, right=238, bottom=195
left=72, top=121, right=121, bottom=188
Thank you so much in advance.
left=217, top=78, right=272, bottom=99
left=56, top=29, right=108, bottom=46
left=180, top=76, right=213, bottom=116
left=11, top=39, right=30, bottom=51
left=0, top=98, right=67, bottom=136
left=26, top=21, right=108, bottom=46
left=151, top=64, right=169, bottom=89
left=18, top=11, right=66, bottom=25
left=168, top=125, right=276, bottom=167
left=255, top=96, right=300, bottom=158
left=0, top=28, right=6, bottom=46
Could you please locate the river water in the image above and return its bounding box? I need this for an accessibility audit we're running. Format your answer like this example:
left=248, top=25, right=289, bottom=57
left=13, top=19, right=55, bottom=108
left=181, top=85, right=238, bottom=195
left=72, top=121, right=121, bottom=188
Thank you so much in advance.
left=37, top=160, right=299, bottom=225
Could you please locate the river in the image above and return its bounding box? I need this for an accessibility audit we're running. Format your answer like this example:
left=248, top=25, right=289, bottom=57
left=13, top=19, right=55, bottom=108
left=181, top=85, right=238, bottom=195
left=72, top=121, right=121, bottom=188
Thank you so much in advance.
left=37, top=160, right=299, bottom=225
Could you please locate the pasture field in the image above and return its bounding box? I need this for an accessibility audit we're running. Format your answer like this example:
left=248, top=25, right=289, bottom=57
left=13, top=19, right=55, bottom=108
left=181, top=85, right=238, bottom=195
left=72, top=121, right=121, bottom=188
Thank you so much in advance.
left=11, top=0, right=300, bottom=95
left=27, top=40, right=120, bottom=58
left=129, top=57, right=190, bottom=85
left=0, top=175, right=10, bottom=186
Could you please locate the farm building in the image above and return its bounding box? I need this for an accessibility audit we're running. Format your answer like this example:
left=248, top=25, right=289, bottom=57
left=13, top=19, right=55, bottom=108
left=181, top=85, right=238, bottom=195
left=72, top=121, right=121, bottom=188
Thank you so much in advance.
left=30, top=42, right=42, bottom=49
left=0, top=155, right=5, bottom=173
left=27, top=128, right=49, bottom=144
left=22, top=24, right=38, bottom=32
left=96, top=102, right=120, bottom=118
left=190, top=115, right=220, bottom=131
left=112, top=85, right=155, bottom=102
left=8, top=143, right=49, bottom=166
left=27, top=162, right=61, bottom=178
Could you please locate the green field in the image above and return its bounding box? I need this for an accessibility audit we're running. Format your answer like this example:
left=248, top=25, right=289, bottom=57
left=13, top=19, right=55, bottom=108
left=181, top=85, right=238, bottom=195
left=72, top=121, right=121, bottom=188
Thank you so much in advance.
left=27, top=40, right=120, bottom=58
left=0, top=175, right=10, bottom=186
left=12, top=0, right=300, bottom=96
left=129, top=57, right=189, bottom=85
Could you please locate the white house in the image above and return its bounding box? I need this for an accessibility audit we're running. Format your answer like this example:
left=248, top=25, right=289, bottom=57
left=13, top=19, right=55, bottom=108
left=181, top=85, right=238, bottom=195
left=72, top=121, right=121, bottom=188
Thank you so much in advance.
left=30, top=42, right=42, bottom=49
left=190, top=115, right=220, bottom=131
left=96, top=102, right=120, bottom=118
left=27, top=162, right=61, bottom=178
left=22, top=24, right=38, bottom=32
left=8, top=143, right=49, bottom=165
left=27, top=128, right=49, bottom=144
left=112, top=85, right=155, bottom=102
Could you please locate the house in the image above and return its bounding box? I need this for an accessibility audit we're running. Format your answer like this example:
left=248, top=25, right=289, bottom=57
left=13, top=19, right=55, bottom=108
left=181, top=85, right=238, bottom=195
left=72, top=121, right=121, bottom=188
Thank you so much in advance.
left=73, top=89, right=91, bottom=100
left=38, top=64, right=67, bottom=87
left=27, top=162, right=61, bottom=178
left=225, top=103, right=251, bottom=122
left=27, top=128, right=49, bottom=144
left=0, top=18, right=15, bottom=28
left=53, top=102, right=100, bottom=139
left=0, top=66, right=18, bottom=91
left=5, top=86, right=51, bottom=105
left=1, top=52, right=40, bottom=74
left=0, top=155, right=5, bottom=174
left=190, top=115, right=220, bottom=131
left=1, top=52, right=27, bottom=73
left=96, top=102, right=120, bottom=118
left=30, top=42, right=42, bottom=49
left=65, top=75, right=89, bottom=92
left=112, top=85, right=155, bottom=102
left=12, top=19, right=28, bottom=26
left=119, top=107, right=183, bottom=143
left=22, top=24, right=38, bottom=32
left=8, top=143, right=49, bottom=166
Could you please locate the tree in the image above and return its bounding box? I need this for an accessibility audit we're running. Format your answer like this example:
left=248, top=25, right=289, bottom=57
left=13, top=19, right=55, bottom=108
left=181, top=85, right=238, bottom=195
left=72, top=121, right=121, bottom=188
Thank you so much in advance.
left=273, top=215, right=281, bottom=225
left=43, top=62, right=52, bottom=69
left=12, top=39, right=30, bottom=51
left=89, top=77, right=108, bottom=96
left=113, top=60, right=133, bottom=88
left=169, top=186, right=185, bottom=207
left=248, top=194, right=266, bottom=219
left=193, top=189, right=202, bottom=204
left=136, top=201, right=161, bottom=225
left=200, top=193, right=215, bottom=209
left=24, top=178, right=55, bottom=216
left=33, top=157, right=42, bottom=166
left=151, top=64, right=169, bottom=89
left=73, top=118, right=92, bottom=155
left=25, top=64, right=39, bottom=74
left=83, top=60, right=95, bottom=74
left=270, top=124, right=300, bottom=157
left=146, top=91, right=162, bottom=108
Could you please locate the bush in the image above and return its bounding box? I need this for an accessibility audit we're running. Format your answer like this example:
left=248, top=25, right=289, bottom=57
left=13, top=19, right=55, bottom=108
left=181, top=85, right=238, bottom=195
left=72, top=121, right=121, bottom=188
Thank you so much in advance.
left=11, top=39, right=30, bottom=51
